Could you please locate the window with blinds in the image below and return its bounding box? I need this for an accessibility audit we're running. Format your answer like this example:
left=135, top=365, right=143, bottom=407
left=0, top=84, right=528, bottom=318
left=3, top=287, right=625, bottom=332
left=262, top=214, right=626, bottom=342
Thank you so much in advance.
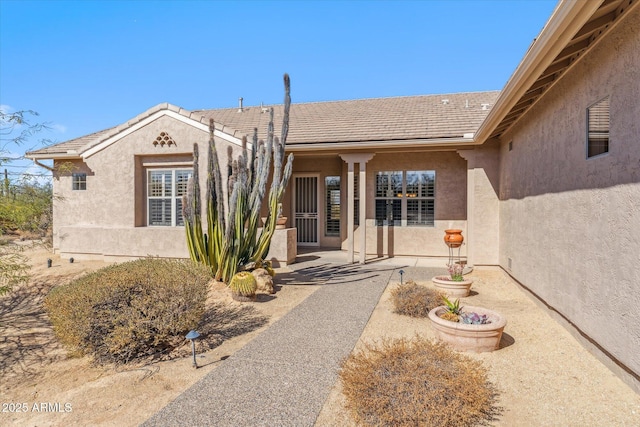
left=147, top=169, right=192, bottom=226
left=375, top=170, right=435, bottom=226
left=587, top=97, right=610, bottom=158
left=353, top=173, right=359, bottom=226
left=325, top=176, right=341, bottom=236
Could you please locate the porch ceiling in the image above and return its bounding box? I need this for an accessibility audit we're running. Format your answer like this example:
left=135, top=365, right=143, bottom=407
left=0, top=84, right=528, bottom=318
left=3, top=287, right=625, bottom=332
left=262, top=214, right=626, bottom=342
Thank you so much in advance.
left=489, top=0, right=637, bottom=139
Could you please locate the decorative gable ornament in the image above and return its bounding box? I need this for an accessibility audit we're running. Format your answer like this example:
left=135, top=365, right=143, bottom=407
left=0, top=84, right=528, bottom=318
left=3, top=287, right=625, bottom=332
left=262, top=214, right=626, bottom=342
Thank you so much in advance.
left=153, top=131, right=176, bottom=147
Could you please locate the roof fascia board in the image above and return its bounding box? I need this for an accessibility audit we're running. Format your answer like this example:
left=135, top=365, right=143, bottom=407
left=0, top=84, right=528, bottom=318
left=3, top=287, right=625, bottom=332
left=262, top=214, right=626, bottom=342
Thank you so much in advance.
left=474, top=0, right=603, bottom=143
left=81, top=110, right=243, bottom=159
left=287, top=137, right=476, bottom=152
left=27, top=152, right=82, bottom=160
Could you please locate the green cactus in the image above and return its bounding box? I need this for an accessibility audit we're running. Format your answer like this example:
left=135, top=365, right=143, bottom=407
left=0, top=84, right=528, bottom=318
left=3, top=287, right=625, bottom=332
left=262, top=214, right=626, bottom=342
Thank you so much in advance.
left=183, top=74, right=294, bottom=284
left=229, top=271, right=257, bottom=301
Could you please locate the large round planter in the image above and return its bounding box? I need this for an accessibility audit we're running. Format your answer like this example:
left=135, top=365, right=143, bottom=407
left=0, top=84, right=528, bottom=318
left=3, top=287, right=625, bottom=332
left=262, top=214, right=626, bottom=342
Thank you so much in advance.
left=444, top=229, right=464, bottom=248
left=428, top=305, right=506, bottom=353
left=432, top=276, right=473, bottom=297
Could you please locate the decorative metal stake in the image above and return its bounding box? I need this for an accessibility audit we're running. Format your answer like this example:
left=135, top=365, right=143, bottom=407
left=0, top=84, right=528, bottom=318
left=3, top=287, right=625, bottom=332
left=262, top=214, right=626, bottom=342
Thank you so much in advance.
left=185, top=330, right=200, bottom=368
left=399, top=269, right=405, bottom=285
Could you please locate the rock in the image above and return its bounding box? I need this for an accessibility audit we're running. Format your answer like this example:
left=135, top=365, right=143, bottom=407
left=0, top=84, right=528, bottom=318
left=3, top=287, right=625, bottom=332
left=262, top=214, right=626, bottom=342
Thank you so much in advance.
left=252, top=268, right=275, bottom=294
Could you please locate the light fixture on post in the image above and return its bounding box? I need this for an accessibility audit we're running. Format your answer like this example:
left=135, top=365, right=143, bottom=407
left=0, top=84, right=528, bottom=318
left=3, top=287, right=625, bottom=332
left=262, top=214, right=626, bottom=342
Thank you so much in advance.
left=399, top=269, right=405, bottom=285
left=185, top=330, right=200, bottom=368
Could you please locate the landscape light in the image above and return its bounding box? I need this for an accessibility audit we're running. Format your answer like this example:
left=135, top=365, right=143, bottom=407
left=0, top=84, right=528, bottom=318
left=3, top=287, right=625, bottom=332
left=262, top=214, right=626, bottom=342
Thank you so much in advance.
left=185, top=330, right=200, bottom=368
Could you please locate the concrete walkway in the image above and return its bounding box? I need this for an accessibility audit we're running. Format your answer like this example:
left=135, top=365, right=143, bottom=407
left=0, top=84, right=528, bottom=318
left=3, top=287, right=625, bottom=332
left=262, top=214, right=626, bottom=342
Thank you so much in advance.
left=143, top=253, right=444, bottom=426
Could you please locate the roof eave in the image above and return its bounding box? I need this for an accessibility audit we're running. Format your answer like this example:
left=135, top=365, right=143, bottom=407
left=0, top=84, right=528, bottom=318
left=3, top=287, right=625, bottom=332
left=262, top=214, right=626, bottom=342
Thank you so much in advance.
left=26, top=152, right=82, bottom=160
left=474, top=0, right=603, bottom=143
left=287, top=136, right=477, bottom=152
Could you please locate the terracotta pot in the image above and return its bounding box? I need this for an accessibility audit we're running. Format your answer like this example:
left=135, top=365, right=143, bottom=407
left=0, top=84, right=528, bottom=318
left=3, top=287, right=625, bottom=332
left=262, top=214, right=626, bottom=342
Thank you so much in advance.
left=276, top=216, right=287, bottom=230
left=432, top=275, right=473, bottom=298
left=444, top=229, right=464, bottom=248
left=262, top=217, right=288, bottom=229
left=428, top=305, right=506, bottom=353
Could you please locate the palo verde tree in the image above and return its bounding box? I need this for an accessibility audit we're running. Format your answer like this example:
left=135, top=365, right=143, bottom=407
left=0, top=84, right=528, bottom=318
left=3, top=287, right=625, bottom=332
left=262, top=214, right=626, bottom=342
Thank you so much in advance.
left=183, top=74, right=294, bottom=283
left=0, top=109, right=52, bottom=295
left=1, top=109, right=53, bottom=235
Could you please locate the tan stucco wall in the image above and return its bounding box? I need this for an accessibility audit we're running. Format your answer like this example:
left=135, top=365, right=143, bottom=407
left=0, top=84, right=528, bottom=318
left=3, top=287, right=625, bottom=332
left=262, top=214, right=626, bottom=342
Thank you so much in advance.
left=52, top=115, right=242, bottom=259
left=344, top=151, right=468, bottom=257
left=498, top=7, right=640, bottom=389
left=459, top=140, right=501, bottom=265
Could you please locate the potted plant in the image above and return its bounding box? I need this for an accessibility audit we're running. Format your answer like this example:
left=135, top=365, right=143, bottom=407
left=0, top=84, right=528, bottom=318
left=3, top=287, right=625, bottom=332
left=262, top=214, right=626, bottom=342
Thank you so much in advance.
left=428, top=296, right=506, bottom=353
left=432, top=263, right=473, bottom=297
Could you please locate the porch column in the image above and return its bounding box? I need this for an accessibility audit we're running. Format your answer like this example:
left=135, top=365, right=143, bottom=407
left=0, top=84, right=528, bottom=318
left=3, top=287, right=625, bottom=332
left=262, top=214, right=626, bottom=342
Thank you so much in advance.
left=347, top=161, right=355, bottom=263
left=340, top=153, right=375, bottom=264
left=358, top=162, right=367, bottom=264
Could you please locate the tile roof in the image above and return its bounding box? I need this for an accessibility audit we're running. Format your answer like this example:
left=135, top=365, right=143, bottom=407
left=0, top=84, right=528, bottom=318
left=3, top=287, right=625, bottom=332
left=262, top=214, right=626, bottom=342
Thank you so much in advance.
left=195, top=91, right=500, bottom=145
left=28, top=91, right=499, bottom=157
left=29, top=127, right=117, bottom=156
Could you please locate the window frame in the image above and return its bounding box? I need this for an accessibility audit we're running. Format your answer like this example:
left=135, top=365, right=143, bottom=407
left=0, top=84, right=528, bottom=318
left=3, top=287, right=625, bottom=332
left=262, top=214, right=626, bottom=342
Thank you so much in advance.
left=72, top=173, right=87, bottom=191
left=374, top=170, right=435, bottom=227
left=146, top=168, right=192, bottom=227
left=586, top=96, right=610, bottom=159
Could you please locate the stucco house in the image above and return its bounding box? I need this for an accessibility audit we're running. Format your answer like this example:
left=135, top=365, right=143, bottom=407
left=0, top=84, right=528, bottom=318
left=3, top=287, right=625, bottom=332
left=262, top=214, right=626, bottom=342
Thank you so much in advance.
left=28, top=0, right=639, bottom=391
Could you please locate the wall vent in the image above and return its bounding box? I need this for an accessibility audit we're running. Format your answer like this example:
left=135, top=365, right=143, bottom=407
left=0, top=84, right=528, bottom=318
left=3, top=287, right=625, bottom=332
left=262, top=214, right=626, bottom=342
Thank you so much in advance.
left=153, top=131, right=175, bottom=147
left=507, top=257, right=513, bottom=270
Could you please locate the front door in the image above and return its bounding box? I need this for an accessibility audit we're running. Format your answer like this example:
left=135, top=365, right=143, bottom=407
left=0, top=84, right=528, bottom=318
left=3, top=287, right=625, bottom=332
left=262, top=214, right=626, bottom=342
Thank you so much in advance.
left=293, top=174, right=319, bottom=246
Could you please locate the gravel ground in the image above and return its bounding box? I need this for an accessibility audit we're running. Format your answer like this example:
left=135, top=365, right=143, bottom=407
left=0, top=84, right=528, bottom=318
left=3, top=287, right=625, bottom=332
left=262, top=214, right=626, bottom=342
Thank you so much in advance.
left=315, top=267, right=640, bottom=426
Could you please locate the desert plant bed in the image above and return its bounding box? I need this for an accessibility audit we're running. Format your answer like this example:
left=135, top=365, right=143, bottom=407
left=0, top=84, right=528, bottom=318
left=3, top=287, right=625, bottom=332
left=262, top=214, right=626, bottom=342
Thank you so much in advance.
left=339, top=336, right=500, bottom=426
left=390, top=280, right=443, bottom=317
left=45, top=258, right=213, bottom=364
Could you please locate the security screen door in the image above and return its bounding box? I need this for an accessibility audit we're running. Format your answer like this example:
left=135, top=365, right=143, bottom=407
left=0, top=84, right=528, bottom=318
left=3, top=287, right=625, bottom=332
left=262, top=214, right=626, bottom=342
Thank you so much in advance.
left=293, top=175, right=319, bottom=245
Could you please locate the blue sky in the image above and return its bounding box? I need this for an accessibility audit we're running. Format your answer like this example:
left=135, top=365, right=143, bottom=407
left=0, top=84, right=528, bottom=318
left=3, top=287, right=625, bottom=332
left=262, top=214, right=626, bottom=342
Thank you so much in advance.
left=1, top=0, right=558, bottom=181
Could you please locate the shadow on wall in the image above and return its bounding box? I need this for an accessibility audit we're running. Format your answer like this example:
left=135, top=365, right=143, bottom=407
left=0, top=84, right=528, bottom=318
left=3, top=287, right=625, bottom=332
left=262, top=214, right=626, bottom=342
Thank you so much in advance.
left=376, top=225, right=394, bottom=258
left=53, top=160, right=95, bottom=180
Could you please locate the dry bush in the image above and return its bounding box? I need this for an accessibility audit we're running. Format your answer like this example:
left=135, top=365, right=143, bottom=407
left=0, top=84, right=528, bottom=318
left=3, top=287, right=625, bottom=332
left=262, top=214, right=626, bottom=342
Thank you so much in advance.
left=391, top=280, right=442, bottom=317
left=45, top=258, right=212, bottom=364
left=340, top=336, right=500, bottom=426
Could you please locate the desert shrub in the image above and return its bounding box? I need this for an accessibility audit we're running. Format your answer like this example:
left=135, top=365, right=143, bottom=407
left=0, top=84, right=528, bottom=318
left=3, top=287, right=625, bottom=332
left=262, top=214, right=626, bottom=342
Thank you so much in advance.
left=0, top=180, right=52, bottom=237
left=0, top=241, right=29, bottom=295
left=391, top=280, right=442, bottom=317
left=45, top=258, right=212, bottom=364
left=340, top=337, right=500, bottom=427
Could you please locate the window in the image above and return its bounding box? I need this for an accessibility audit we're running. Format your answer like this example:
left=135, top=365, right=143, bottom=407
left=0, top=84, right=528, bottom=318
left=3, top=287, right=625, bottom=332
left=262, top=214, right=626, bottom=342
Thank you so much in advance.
left=325, top=176, right=340, bottom=236
left=375, top=170, right=435, bottom=226
left=375, top=171, right=402, bottom=226
left=353, top=173, right=359, bottom=226
left=587, top=97, right=610, bottom=158
left=405, top=171, right=435, bottom=226
left=147, top=169, right=192, bottom=226
left=72, top=173, right=86, bottom=190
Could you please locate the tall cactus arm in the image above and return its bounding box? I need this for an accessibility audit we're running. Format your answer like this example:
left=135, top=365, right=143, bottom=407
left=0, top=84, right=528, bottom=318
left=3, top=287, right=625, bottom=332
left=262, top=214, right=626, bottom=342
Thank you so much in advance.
left=183, top=144, right=207, bottom=264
